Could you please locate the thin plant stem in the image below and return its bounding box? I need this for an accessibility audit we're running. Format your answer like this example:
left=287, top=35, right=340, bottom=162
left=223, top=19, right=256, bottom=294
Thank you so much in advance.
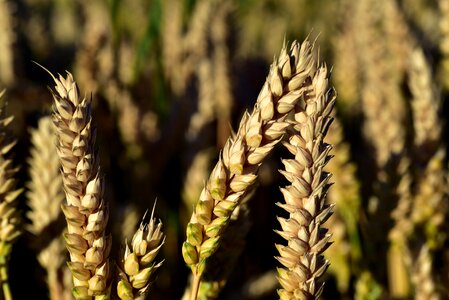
left=190, top=272, right=201, bottom=300
left=0, top=262, right=11, bottom=300
left=0, top=241, right=11, bottom=300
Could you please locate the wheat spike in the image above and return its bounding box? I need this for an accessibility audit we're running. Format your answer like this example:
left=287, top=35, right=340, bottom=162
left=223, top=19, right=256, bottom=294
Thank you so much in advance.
left=275, top=61, right=335, bottom=299
left=26, top=116, right=70, bottom=300
left=116, top=204, right=165, bottom=300
left=50, top=71, right=111, bottom=299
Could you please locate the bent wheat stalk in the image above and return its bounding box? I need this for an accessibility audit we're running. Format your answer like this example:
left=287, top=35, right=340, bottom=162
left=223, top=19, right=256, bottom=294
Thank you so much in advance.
left=276, top=64, right=335, bottom=299
left=182, top=38, right=319, bottom=300
left=50, top=72, right=111, bottom=299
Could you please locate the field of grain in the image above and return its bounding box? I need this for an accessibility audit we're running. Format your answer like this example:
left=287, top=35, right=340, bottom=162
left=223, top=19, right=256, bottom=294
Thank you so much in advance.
left=0, top=0, right=448, bottom=299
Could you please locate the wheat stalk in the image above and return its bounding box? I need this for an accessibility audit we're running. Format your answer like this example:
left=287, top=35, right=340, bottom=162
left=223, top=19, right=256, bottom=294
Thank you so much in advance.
left=49, top=71, right=111, bottom=299
left=182, top=38, right=318, bottom=300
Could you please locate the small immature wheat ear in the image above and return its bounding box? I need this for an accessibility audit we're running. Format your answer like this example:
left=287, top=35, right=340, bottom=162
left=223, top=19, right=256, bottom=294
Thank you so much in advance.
left=275, top=63, right=335, bottom=299
left=49, top=71, right=112, bottom=299
left=116, top=204, right=165, bottom=300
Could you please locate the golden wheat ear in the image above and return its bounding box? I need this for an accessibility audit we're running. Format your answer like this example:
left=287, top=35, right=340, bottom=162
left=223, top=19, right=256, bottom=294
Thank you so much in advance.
left=275, top=62, right=335, bottom=299
left=49, top=70, right=112, bottom=299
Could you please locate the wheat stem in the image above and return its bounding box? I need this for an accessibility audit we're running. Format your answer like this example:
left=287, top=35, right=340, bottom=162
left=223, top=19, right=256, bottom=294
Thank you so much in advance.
left=190, top=272, right=201, bottom=300
left=0, top=256, right=11, bottom=300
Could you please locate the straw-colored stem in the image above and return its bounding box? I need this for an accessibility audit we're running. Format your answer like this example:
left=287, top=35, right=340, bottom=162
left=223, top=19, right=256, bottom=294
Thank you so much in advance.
left=190, top=272, right=201, bottom=300
left=0, top=257, right=11, bottom=300
left=48, top=269, right=63, bottom=300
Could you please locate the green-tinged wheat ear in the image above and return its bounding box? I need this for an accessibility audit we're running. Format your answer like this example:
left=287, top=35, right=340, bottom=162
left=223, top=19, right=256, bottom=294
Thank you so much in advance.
left=116, top=204, right=165, bottom=300
left=183, top=38, right=319, bottom=300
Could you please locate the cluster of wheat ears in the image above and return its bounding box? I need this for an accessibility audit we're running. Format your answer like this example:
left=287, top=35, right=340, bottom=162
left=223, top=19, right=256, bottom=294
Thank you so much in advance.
left=0, top=38, right=336, bottom=300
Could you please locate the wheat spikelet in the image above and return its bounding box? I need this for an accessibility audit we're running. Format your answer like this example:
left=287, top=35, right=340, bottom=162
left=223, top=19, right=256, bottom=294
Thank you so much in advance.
left=26, top=116, right=70, bottom=300
left=275, top=61, right=335, bottom=299
left=183, top=38, right=318, bottom=299
left=197, top=205, right=250, bottom=300
left=50, top=72, right=111, bottom=299
left=116, top=205, right=165, bottom=300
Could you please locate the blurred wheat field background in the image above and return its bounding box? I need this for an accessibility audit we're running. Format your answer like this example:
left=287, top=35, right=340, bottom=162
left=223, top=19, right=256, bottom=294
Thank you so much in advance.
left=0, top=0, right=449, bottom=299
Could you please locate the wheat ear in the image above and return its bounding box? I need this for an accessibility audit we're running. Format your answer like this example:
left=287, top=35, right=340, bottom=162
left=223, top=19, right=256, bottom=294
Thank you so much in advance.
left=116, top=204, right=165, bottom=300
left=182, top=38, right=318, bottom=300
left=50, top=72, right=111, bottom=299
left=324, top=117, right=361, bottom=293
left=26, top=116, right=68, bottom=300
left=275, top=63, right=335, bottom=299
left=0, top=92, right=22, bottom=300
